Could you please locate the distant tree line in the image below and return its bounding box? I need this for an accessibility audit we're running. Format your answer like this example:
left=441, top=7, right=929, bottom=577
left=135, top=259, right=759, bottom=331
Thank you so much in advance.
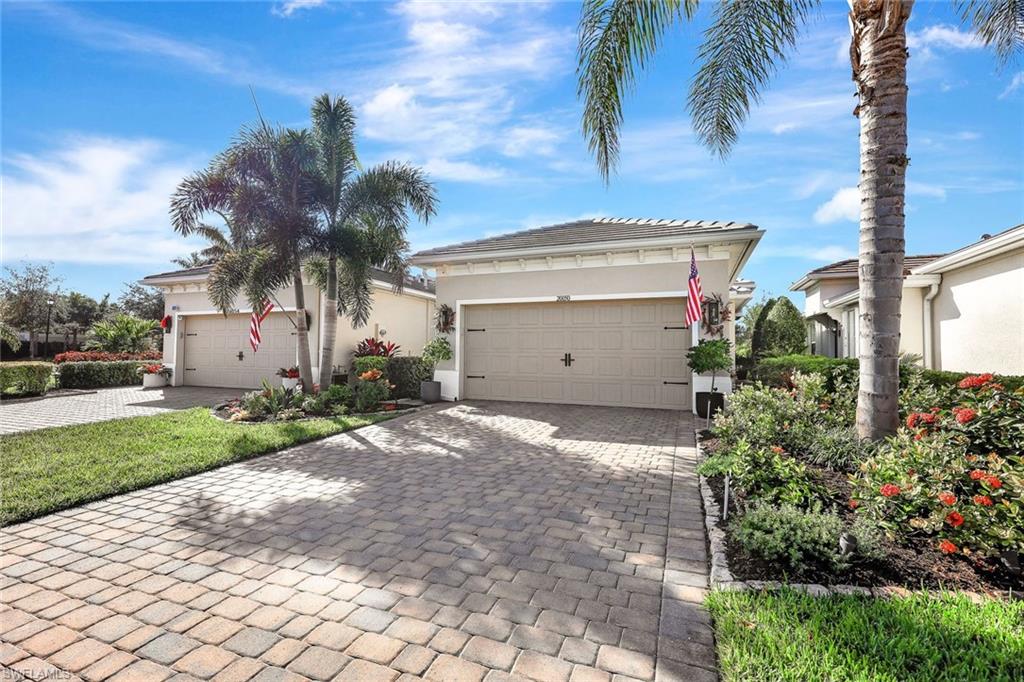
left=0, top=262, right=165, bottom=358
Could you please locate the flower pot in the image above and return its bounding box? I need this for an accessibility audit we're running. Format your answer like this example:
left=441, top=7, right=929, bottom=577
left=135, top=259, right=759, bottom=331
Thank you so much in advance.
left=282, top=377, right=299, bottom=390
left=142, top=373, right=166, bottom=389
left=695, top=391, right=725, bottom=419
left=420, top=380, right=441, bottom=403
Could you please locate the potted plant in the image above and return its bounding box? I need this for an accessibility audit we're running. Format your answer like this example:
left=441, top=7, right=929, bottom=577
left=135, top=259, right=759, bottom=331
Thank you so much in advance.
left=276, top=367, right=300, bottom=390
left=686, top=339, right=732, bottom=419
left=420, top=336, right=452, bottom=403
left=138, top=364, right=172, bottom=388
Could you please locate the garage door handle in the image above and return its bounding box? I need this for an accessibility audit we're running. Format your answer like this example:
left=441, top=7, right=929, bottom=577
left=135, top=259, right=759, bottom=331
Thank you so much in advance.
left=663, top=326, right=689, bottom=330
left=467, top=375, right=485, bottom=379
left=185, top=368, right=197, bottom=371
left=663, top=381, right=688, bottom=385
left=467, top=328, right=486, bottom=332
left=185, top=333, right=198, bottom=337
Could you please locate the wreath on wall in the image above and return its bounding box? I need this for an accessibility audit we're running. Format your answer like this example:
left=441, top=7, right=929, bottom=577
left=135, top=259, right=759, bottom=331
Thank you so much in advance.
left=435, top=304, right=456, bottom=334
left=701, top=293, right=733, bottom=338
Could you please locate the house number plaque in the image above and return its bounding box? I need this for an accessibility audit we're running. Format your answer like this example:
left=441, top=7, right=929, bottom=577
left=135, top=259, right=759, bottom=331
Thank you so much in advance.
left=556, top=295, right=571, bottom=302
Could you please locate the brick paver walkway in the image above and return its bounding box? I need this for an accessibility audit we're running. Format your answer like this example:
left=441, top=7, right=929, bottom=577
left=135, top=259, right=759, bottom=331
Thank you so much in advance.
left=0, top=402, right=714, bottom=681
left=0, top=386, right=240, bottom=434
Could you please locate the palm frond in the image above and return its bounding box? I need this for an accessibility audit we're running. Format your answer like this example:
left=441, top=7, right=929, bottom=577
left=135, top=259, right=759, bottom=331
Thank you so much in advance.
left=207, top=250, right=250, bottom=314
left=311, top=94, right=358, bottom=220
left=577, top=0, right=696, bottom=180
left=958, top=0, right=1024, bottom=63
left=169, top=166, right=235, bottom=235
left=689, top=0, right=819, bottom=158
left=337, top=259, right=374, bottom=328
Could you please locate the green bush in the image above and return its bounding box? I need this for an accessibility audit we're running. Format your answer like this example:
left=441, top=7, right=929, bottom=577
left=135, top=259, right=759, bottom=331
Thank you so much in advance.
left=698, top=439, right=821, bottom=507
left=57, top=361, right=147, bottom=389
left=804, top=425, right=871, bottom=471
left=386, top=356, right=431, bottom=399
left=751, top=354, right=1024, bottom=392
left=354, top=379, right=390, bottom=412
left=735, top=503, right=883, bottom=572
left=321, top=383, right=353, bottom=408
left=0, top=362, right=54, bottom=397
left=353, top=356, right=389, bottom=376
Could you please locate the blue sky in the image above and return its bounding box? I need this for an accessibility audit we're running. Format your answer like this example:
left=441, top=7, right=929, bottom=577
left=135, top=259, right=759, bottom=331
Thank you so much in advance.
left=3, top=1, right=1022, bottom=303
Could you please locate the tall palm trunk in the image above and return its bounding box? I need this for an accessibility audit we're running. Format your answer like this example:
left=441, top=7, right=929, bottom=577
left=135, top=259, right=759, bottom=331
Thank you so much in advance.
left=851, top=0, right=913, bottom=440
left=318, top=256, right=339, bottom=388
left=292, top=262, right=315, bottom=391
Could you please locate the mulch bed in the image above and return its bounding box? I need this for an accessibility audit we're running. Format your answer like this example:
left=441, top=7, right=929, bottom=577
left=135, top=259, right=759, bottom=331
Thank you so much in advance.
left=211, top=399, right=421, bottom=424
left=700, top=435, right=1022, bottom=596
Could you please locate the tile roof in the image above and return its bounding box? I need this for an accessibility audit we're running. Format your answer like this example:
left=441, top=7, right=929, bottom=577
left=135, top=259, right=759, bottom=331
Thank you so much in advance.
left=806, top=254, right=944, bottom=277
left=411, top=217, right=759, bottom=259
left=142, top=264, right=436, bottom=294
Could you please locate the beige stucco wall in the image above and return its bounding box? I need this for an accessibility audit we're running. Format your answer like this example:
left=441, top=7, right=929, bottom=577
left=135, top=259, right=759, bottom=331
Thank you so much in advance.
left=899, top=287, right=925, bottom=362
left=161, top=282, right=434, bottom=377
left=330, top=289, right=434, bottom=371
left=931, top=247, right=1024, bottom=374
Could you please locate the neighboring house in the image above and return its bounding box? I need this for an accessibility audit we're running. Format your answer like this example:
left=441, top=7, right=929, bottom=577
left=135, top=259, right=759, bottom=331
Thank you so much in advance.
left=791, top=224, right=1024, bottom=375
left=410, top=217, right=762, bottom=411
left=140, top=265, right=435, bottom=388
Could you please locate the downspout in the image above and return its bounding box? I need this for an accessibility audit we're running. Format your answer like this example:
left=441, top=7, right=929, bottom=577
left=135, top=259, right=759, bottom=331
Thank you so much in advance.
left=923, top=282, right=940, bottom=369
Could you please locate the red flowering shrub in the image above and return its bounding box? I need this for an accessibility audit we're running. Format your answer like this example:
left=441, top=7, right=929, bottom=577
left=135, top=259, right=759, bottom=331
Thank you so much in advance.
left=938, top=539, right=958, bottom=554
left=53, top=350, right=161, bottom=364
left=958, top=374, right=994, bottom=389
left=851, top=432, right=1022, bottom=558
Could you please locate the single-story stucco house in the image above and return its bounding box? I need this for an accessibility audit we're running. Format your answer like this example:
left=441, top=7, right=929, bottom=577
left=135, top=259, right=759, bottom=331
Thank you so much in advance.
left=791, top=223, right=1024, bottom=375
left=410, top=217, right=762, bottom=411
left=141, top=265, right=435, bottom=388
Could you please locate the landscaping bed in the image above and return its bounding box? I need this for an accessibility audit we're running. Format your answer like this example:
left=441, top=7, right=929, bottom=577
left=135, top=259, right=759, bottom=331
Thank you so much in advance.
left=699, top=368, right=1023, bottom=597
left=0, top=407, right=395, bottom=525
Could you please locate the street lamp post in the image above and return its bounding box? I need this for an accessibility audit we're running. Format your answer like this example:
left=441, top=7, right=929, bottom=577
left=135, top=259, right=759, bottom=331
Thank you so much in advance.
left=45, top=298, right=55, bottom=358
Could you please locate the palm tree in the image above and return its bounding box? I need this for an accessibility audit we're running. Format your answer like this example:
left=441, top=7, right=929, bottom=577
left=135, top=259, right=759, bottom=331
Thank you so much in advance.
left=577, top=0, right=1021, bottom=439
left=171, top=251, right=215, bottom=269
left=306, top=94, right=437, bottom=388
left=170, top=123, right=321, bottom=390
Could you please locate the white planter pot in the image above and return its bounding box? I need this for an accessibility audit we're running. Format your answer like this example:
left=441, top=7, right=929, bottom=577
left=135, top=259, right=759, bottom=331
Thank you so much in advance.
left=281, top=377, right=299, bottom=390
left=142, top=373, right=167, bottom=389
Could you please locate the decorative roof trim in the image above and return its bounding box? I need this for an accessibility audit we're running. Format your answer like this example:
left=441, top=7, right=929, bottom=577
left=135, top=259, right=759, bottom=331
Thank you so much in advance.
left=912, top=224, right=1024, bottom=275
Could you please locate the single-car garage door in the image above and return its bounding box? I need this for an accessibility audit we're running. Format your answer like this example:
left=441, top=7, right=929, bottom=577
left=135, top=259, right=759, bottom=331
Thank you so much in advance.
left=183, top=313, right=297, bottom=388
left=463, top=298, right=691, bottom=409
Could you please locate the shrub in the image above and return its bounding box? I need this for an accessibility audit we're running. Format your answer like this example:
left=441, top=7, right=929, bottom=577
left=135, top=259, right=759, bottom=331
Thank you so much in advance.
left=354, top=338, right=400, bottom=358
left=687, top=339, right=732, bottom=391
left=851, top=431, right=1022, bottom=558
left=0, top=363, right=53, bottom=397
left=86, top=314, right=159, bottom=352
left=386, top=356, right=431, bottom=399
left=354, top=379, right=390, bottom=412
left=422, top=336, right=453, bottom=367
left=53, top=351, right=162, bottom=364
left=353, top=356, right=389, bottom=375
left=804, top=426, right=871, bottom=471
left=321, top=383, right=353, bottom=408
left=57, top=361, right=147, bottom=389
left=735, top=503, right=883, bottom=573
left=698, top=439, right=821, bottom=508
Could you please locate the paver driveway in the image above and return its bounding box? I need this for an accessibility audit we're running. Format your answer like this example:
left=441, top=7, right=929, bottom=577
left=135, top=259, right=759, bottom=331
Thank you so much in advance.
left=0, top=402, right=714, bottom=682
left=0, top=386, right=240, bottom=434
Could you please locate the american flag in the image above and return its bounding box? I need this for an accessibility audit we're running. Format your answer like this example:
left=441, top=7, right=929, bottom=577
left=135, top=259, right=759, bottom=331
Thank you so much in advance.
left=249, top=299, right=275, bottom=352
left=685, top=248, right=703, bottom=326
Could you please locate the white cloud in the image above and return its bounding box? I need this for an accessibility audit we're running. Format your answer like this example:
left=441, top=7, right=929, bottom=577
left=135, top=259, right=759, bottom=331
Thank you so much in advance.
left=756, top=244, right=857, bottom=262
left=747, top=86, right=856, bottom=136
left=907, top=25, right=982, bottom=52
left=408, top=20, right=483, bottom=52
left=2, top=136, right=204, bottom=264
left=906, top=181, right=947, bottom=200
left=272, top=0, right=327, bottom=18
left=501, top=126, right=562, bottom=158
left=999, top=72, right=1024, bottom=99
left=422, top=158, right=507, bottom=183
left=13, top=3, right=316, bottom=99
left=813, top=186, right=860, bottom=224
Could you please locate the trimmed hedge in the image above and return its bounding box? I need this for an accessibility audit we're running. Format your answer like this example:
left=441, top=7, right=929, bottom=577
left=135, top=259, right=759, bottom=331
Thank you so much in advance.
left=386, top=356, right=432, bottom=399
left=0, top=363, right=54, bottom=397
left=751, top=354, right=1024, bottom=391
left=53, top=350, right=161, bottom=364
left=352, top=356, right=389, bottom=375
left=57, top=361, right=147, bottom=389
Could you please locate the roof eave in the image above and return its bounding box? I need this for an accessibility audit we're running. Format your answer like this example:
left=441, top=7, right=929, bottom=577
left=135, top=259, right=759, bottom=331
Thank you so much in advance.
left=410, top=227, right=764, bottom=266
left=912, top=224, right=1024, bottom=275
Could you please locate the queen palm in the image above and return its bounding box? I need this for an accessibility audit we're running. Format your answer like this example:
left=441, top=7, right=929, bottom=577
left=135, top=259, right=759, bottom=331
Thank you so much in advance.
left=306, top=94, right=437, bottom=388
left=171, top=122, right=321, bottom=390
left=577, top=0, right=1021, bottom=439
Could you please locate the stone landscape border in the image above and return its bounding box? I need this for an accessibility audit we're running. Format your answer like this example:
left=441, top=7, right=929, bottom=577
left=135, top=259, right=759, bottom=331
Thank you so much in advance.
left=695, top=430, right=1014, bottom=602
left=210, top=401, right=436, bottom=424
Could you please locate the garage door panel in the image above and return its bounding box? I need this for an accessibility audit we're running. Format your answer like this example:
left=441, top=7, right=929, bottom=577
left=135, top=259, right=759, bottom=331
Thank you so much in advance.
left=184, top=312, right=295, bottom=389
left=463, top=299, right=691, bottom=409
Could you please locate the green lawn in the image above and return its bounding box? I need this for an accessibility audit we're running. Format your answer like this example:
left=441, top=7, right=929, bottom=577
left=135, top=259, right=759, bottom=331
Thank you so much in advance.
left=707, top=588, right=1024, bottom=682
left=0, top=408, right=394, bottom=525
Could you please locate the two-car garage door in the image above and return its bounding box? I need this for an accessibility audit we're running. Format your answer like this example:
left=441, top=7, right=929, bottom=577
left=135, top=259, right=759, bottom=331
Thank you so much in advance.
left=182, top=313, right=296, bottom=388
left=463, top=298, right=692, bottom=410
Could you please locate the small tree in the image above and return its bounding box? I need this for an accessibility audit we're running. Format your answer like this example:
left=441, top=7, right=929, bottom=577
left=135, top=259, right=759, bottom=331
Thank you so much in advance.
left=0, top=263, right=63, bottom=357
left=116, top=283, right=164, bottom=321
left=764, top=297, right=807, bottom=356
left=87, top=314, right=159, bottom=352
left=687, top=339, right=732, bottom=392
left=422, top=336, right=453, bottom=368
left=750, top=298, right=777, bottom=359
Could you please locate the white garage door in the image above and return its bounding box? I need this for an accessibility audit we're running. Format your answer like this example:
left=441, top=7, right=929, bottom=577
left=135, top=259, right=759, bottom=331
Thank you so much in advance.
left=463, top=298, right=691, bottom=409
left=182, top=313, right=297, bottom=388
